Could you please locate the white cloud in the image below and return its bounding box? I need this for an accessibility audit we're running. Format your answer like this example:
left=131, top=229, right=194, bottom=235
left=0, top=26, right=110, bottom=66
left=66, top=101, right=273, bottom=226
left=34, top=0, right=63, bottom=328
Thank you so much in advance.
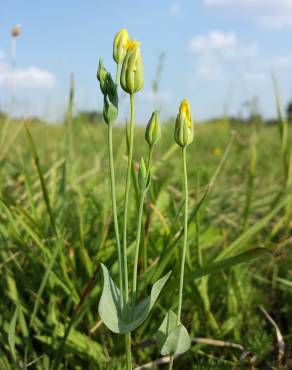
left=204, top=0, right=292, bottom=11
left=0, top=52, right=55, bottom=88
left=203, top=0, right=292, bottom=29
left=0, top=67, right=55, bottom=88
left=169, top=3, right=181, bottom=15
left=189, top=31, right=236, bottom=52
left=189, top=31, right=257, bottom=59
left=189, top=31, right=258, bottom=80
left=257, top=14, right=292, bottom=29
left=223, top=43, right=258, bottom=60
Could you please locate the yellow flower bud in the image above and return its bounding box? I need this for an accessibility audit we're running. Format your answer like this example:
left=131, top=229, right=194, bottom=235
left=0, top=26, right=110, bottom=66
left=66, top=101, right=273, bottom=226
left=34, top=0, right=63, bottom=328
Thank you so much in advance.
left=113, top=29, right=129, bottom=64
left=174, top=99, right=194, bottom=147
left=145, top=110, right=161, bottom=147
left=120, top=40, right=144, bottom=94
left=212, top=147, right=222, bottom=157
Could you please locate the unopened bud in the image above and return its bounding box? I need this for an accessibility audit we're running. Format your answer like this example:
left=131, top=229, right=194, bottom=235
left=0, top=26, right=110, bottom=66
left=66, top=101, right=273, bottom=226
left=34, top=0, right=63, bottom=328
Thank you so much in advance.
left=113, top=29, right=129, bottom=64
left=145, top=110, right=161, bottom=147
left=174, top=99, right=194, bottom=147
left=120, top=40, right=144, bottom=94
left=97, top=59, right=118, bottom=124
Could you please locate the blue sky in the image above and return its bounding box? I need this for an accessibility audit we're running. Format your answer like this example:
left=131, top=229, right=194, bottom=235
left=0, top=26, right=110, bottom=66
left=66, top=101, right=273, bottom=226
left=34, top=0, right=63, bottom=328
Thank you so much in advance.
left=1, top=0, right=292, bottom=123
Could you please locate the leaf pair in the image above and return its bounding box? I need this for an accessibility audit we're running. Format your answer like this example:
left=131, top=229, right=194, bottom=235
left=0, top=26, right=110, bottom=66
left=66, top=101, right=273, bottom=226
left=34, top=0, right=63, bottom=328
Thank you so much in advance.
left=157, top=310, right=190, bottom=356
left=98, top=264, right=171, bottom=334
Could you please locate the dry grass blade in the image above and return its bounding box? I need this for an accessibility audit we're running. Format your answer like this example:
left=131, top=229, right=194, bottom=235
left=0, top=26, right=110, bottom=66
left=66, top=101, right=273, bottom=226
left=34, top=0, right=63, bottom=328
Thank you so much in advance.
left=259, top=305, right=285, bottom=365
left=0, top=251, right=21, bottom=270
left=191, top=337, right=244, bottom=351
left=134, top=356, right=173, bottom=370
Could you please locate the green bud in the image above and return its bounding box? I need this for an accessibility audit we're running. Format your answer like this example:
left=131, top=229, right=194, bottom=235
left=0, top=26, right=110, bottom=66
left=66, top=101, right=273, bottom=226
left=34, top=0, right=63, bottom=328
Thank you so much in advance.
left=174, top=99, right=194, bottom=147
left=97, top=60, right=108, bottom=95
left=97, top=59, right=118, bottom=124
left=113, top=29, right=129, bottom=64
left=138, top=157, right=150, bottom=192
left=120, top=40, right=144, bottom=94
left=145, top=110, right=161, bottom=147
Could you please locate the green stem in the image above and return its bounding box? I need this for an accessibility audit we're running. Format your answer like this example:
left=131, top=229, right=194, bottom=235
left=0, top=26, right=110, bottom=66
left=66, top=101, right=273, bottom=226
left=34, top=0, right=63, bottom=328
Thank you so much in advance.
left=122, top=93, right=135, bottom=370
left=108, top=123, right=124, bottom=306
left=143, top=149, right=153, bottom=271
left=115, top=62, right=121, bottom=85
left=195, top=172, right=202, bottom=268
left=132, top=147, right=153, bottom=302
left=123, top=93, right=135, bottom=304
left=146, top=148, right=153, bottom=178
left=126, top=332, right=132, bottom=370
left=177, top=146, right=188, bottom=324
left=168, top=355, right=174, bottom=370
left=170, top=147, right=188, bottom=370
left=132, top=192, right=144, bottom=303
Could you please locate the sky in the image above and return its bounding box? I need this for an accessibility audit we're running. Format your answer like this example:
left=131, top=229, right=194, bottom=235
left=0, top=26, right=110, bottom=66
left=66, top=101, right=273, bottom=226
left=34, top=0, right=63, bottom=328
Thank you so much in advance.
left=1, top=0, right=292, bottom=123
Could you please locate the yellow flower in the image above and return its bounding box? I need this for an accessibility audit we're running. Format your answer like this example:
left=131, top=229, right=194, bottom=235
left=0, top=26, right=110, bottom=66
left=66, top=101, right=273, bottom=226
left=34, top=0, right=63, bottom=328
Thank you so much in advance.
left=113, top=29, right=129, bottom=64
left=120, top=39, right=144, bottom=94
left=179, top=100, right=192, bottom=128
left=174, top=99, right=194, bottom=147
left=125, top=40, right=140, bottom=51
left=212, top=147, right=222, bottom=157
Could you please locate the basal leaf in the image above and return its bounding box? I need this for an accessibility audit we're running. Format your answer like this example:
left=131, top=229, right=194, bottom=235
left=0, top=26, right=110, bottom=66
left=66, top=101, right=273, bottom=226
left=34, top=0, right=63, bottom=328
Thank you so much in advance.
left=98, top=264, right=171, bottom=333
left=98, top=264, right=121, bottom=333
left=157, top=310, right=177, bottom=351
left=157, top=310, right=191, bottom=356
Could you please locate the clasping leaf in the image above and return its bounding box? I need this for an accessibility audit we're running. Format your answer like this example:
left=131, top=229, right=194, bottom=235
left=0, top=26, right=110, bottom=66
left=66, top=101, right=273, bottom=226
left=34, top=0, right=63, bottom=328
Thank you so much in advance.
left=157, top=310, right=191, bottom=356
left=98, top=264, right=171, bottom=334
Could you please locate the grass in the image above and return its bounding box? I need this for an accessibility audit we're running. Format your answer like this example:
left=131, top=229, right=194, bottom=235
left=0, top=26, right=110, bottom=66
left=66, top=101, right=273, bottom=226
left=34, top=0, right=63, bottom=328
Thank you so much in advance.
left=0, top=115, right=291, bottom=369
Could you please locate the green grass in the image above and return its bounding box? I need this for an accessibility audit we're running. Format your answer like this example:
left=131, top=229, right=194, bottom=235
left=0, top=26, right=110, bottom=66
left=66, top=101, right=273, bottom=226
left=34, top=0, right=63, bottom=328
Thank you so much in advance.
left=0, top=117, right=291, bottom=369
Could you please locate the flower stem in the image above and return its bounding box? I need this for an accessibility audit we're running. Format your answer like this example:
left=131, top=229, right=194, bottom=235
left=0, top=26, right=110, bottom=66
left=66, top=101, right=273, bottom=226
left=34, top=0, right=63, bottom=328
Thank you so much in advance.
left=114, top=62, right=131, bottom=369
left=177, top=146, right=188, bottom=324
left=143, top=149, right=152, bottom=271
left=125, top=332, right=132, bottom=370
left=115, top=62, right=121, bottom=86
left=123, top=93, right=135, bottom=303
left=132, top=147, right=153, bottom=303
left=132, top=192, right=144, bottom=303
left=195, top=172, right=202, bottom=268
left=108, top=122, right=124, bottom=306
left=168, top=355, right=174, bottom=370
left=122, top=93, right=135, bottom=370
left=170, top=147, right=188, bottom=370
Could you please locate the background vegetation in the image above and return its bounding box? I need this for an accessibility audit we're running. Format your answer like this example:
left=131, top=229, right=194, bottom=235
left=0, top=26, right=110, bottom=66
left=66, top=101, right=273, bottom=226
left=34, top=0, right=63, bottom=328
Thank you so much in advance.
left=0, top=112, right=291, bottom=369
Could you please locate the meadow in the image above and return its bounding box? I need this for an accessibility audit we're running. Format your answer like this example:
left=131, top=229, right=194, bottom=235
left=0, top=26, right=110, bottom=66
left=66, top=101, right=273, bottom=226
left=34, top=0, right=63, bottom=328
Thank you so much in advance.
left=0, top=22, right=291, bottom=370
left=0, top=107, right=291, bottom=369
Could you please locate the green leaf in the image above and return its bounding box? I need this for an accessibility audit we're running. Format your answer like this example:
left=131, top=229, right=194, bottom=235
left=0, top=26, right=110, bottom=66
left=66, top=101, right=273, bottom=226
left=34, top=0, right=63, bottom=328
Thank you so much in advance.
left=186, top=248, right=272, bottom=283
left=35, top=324, right=106, bottom=363
left=98, top=263, right=171, bottom=333
left=157, top=310, right=191, bottom=356
left=216, top=199, right=285, bottom=260
left=8, top=306, right=19, bottom=363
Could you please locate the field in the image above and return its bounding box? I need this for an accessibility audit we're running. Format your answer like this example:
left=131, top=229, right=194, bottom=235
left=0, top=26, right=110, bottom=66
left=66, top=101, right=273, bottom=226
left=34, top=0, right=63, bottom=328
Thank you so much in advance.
left=0, top=112, right=291, bottom=369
